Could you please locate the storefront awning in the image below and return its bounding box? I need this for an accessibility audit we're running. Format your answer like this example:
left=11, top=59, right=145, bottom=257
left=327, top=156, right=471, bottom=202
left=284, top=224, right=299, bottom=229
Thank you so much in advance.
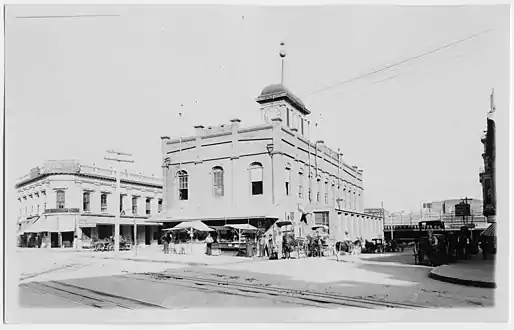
left=164, top=220, right=214, bottom=232
left=481, top=223, right=496, bottom=237
left=24, top=217, right=78, bottom=233
left=18, top=216, right=40, bottom=234
left=226, top=224, right=258, bottom=231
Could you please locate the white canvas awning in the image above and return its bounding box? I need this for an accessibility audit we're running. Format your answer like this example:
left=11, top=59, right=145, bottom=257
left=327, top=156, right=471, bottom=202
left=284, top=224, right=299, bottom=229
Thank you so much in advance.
left=164, top=220, right=214, bottom=232
left=24, top=218, right=58, bottom=233
left=226, top=224, right=258, bottom=231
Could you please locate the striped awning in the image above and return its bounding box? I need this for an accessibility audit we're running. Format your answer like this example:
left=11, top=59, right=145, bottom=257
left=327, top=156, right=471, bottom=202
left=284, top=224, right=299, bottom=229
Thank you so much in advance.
left=481, top=223, right=496, bottom=237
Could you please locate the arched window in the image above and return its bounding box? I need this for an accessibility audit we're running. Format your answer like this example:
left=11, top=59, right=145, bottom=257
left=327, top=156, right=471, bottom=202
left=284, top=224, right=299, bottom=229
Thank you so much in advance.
left=212, top=166, right=224, bottom=197
left=83, top=192, right=91, bottom=212
left=56, top=190, right=65, bottom=209
left=332, top=181, right=336, bottom=205
left=285, top=164, right=291, bottom=196
left=298, top=169, right=304, bottom=199
left=324, top=179, right=329, bottom=204
left=249, top=162, right=263, bottom=195
left=178, top=170, right=189, bottom=200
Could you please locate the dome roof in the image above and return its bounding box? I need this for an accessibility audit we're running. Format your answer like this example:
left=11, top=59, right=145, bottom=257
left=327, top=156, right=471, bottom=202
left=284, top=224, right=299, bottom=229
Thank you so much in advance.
left=257, top=84, right=310, bottom=115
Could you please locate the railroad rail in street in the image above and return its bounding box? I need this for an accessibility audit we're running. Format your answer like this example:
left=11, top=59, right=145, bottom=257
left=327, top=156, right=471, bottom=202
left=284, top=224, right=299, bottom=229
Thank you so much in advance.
left=20, top=281, right=167, bottom=309
left=130, top=272, right=431, bottom=310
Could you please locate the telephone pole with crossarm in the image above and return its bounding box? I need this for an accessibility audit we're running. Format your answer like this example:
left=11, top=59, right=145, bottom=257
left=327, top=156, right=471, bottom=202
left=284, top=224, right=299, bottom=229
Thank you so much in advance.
left=104, top=150, right=134, bottom=252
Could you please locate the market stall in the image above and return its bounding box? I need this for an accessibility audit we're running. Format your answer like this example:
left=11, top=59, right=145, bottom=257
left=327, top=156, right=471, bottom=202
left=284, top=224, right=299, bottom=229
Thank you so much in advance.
left=209, top=224, right=260, bottom=257
left=164, top=220, right=214, bottom=254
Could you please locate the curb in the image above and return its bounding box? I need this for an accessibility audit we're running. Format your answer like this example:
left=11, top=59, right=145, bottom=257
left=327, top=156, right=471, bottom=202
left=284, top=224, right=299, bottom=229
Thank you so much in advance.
left=428, top=269, right=496, bottom=288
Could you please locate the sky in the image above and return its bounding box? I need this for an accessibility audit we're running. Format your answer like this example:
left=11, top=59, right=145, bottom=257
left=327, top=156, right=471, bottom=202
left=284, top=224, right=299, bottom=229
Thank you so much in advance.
left=5, top=4, right=510, bottom=214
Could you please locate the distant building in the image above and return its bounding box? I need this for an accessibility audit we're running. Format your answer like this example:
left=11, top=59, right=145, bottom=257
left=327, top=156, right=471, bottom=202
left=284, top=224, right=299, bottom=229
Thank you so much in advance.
left=16, top=160, right=163, bottom=248
left=479, top=90, right=496, bottom=223
left=384, top=198, right=487, bottom=230
left=159, top=84, right=384, bottom=241
left=424, top=199, right=483, bottom=218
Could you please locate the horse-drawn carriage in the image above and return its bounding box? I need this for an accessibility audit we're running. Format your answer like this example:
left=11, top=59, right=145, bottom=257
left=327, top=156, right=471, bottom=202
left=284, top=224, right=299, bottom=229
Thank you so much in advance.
left=385, top=239, right=404, bottom=252
left=363, top=238, right=385, bottom=253
left=92, top=236, right=132, bottom=252
left=413, top=220, right=448, bottom=266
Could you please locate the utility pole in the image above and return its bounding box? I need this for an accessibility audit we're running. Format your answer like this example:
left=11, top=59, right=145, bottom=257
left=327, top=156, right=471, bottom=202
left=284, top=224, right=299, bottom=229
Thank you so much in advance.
left=381, top=201, right=385, bottom=237
left=105, top=150, right=134, bottom=252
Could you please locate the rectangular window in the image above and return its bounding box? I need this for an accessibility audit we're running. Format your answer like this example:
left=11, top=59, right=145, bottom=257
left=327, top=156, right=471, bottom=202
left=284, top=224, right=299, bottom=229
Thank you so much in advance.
left=56, top=191, right=65, bottom=209
left=325, top=182, right=329, bottom=204
left=286, top=109, right=290, bottom=127
left=132, top=197, right=138, bottom=215
left=285, top=168, right=291, bottom=196
left=252, top=181, right=263, bottom=195
left=83, top=193, right=91, bottom=212
left=101, top=194, right=108, bottom=213
left=314, top=212, right=330, bottom=232
left=298, top=174, right=304, bottom=199
left=316, top=180, right=321, bottom=202
left=301, top=118, right=304, bottom=135
left=37, top=205, right=40, bottom=214
left=120, top=195, right=124, bottom=213
left=158, top=199, right=163, bottom=213
left=146, top=198, right=151, bottom=215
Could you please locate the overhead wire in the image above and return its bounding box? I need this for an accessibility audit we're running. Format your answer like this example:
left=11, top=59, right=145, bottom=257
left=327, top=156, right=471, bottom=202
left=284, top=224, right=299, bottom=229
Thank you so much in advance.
left=302, top=28, right=494, bottom=98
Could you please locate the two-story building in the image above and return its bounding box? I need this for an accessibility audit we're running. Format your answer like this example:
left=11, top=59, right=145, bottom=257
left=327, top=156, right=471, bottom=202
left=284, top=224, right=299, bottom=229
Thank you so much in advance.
left=16, top=160, right=163, bottom=248
left=158, top=84, right=384, bottom=241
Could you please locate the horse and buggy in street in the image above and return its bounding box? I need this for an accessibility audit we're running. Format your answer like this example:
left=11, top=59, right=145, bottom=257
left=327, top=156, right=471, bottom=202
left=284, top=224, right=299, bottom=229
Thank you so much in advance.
left=92, top=236, right=132, bottom=252
left=411, top=220, right=479, bottom=266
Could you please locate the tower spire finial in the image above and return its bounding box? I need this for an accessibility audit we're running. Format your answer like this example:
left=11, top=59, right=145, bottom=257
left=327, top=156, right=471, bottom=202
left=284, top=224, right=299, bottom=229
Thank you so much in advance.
left=490, top=88, right=496, bottom=113
left=279, top=42, right=286, bottom=85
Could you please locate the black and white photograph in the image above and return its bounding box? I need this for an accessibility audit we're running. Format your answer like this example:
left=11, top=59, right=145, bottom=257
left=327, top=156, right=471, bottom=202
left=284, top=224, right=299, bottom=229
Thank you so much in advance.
left=2, top=1, right=511, bottom=324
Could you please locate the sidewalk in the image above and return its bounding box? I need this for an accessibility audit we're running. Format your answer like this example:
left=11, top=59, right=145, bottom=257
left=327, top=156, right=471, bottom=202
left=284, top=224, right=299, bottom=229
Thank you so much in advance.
left=80, top=246, right=260, bottom=267
left=429, top=258, right=496, bottom=288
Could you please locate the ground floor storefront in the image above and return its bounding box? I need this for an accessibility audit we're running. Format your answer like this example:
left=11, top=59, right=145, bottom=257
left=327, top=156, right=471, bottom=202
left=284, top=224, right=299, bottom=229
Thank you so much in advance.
left=158, top=209, right=384, bottom=244
left=18, top=214, right=162, bottom=249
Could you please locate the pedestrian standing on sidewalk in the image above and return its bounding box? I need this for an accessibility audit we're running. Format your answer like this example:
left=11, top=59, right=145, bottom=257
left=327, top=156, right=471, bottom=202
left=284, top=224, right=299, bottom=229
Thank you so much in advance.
left=258, top=234, right=265, bottom=257
left=205, top=233, right=214, bottom=256
left=162, top=232, right=170, bottom=254
left=267, top=235, right=273, bottom=258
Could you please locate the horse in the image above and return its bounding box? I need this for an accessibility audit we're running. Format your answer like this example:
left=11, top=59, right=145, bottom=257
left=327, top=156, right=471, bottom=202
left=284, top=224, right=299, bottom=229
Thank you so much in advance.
left=282, top=234, right=297, bottom=259
left=364, top=240, right=377, bottom=253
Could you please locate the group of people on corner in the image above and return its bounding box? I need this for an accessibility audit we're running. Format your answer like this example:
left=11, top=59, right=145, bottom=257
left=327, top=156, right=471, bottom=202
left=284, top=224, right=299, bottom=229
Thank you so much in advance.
left=419, top=229, right=493, bottom=266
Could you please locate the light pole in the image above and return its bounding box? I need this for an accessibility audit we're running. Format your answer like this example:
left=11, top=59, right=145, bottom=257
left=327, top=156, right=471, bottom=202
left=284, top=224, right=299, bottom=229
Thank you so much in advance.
left=266, top=143, right=275, bottom=205
left=105, top=150, right=134, bottom=252
left=389, top=211, right=404, bottom=241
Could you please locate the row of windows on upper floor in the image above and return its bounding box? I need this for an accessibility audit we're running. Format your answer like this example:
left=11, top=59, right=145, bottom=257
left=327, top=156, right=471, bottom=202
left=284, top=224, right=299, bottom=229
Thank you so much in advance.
left=19, top=190, right=163, bottom=216
left=173, top=163, right=362, bottom=209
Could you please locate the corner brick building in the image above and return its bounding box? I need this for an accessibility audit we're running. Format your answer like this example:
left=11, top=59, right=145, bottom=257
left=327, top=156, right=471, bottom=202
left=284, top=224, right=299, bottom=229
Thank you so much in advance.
left=159, top=84, right=383, bottom=241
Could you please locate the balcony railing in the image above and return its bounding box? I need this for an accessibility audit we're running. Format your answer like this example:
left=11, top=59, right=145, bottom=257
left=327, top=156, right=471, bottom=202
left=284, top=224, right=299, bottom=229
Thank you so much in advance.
left=45, top=208, right=80, bottom=214
left=80, top=165, right=162, bottom=185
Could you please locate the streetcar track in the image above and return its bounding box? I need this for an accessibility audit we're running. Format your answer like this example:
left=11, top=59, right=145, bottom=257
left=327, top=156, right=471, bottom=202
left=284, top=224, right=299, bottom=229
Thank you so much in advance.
left=21, top=280, right=167, bottom=309
left=120, top=274, right=341, bottom=309
left=134, top=272, right=429, bottom=309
